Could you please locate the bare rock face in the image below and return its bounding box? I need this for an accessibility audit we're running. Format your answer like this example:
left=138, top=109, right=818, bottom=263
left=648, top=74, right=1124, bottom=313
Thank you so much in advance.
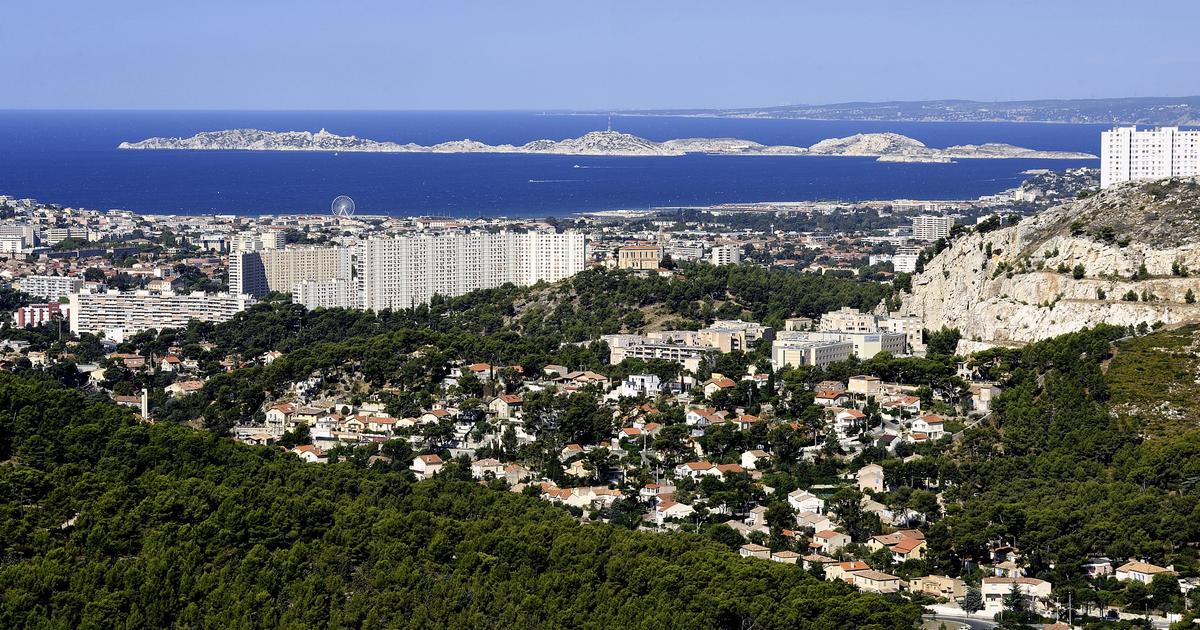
left=902, top=178, right=1200, bottom=350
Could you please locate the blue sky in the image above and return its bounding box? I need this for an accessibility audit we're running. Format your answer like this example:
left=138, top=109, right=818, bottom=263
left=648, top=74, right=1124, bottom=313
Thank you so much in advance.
left=3, top=0, right=1197, bottom=110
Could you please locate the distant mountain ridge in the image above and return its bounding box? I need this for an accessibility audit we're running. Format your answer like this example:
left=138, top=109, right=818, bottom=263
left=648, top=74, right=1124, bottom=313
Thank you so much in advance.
left=118, top=129, right=1095, bottom=161
left=623, top=96, right=1200, bottom=125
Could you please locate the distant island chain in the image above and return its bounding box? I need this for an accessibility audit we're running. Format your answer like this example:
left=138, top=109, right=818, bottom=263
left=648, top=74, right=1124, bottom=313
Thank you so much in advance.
left=119, top=129, right=1096, bottom=163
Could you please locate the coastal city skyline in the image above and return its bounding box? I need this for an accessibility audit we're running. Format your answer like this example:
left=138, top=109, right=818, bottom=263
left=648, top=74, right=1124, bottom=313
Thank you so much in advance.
left=3, top=4, right=1200, bottom=629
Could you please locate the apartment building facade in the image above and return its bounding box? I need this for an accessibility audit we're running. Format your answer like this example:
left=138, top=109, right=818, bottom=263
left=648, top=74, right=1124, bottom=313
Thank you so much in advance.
left=1101, top=126, right=1200, bottom=188
left=17, top=275, right=84, bottom=301
left=68, top=289, right=255, bottom=339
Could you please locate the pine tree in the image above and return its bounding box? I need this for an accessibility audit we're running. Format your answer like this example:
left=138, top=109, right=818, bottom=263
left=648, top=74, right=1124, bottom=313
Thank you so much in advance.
left=961, top=586, right=984, bottom=613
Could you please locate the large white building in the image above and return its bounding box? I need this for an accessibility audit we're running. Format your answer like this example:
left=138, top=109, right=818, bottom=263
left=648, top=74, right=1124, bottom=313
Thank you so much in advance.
left=293, top=278, right=357, bottom=310
left=710, top=244, right=742, bottom=266
left=819, top=307, right=879, bottom=334
left=17, top=275, right=84, bottom=301
left=911, top=215, right=954, bottom=242
left=358, top=231, right=585, bottom=311
left=776, top=330, right=906, bottom=362
left=232, top=230, right=286, bottom=253
left=230, top=246, right=352, bottom=298
left=68, top=289, right=255, bottom=339
left=771, top=338, right=854, bottom=370
left=1101, top=126, right=1200, bottom=188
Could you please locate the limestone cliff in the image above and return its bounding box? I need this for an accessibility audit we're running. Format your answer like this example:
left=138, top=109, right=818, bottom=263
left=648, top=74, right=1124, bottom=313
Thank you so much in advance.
left=902, top=178, right=1200, bottom=348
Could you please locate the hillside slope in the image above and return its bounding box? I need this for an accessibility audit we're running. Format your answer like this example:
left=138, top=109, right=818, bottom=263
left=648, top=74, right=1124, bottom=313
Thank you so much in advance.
left=903, top=178, right=1200, bottom=348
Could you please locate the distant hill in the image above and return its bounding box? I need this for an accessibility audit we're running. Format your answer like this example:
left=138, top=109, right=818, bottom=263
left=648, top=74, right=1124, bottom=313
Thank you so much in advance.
left=625, top=96, right=1200, bottom=125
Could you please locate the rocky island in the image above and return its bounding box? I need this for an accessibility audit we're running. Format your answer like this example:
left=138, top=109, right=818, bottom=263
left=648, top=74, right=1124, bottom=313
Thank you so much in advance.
left=118, top=129, right=1096, bottom=161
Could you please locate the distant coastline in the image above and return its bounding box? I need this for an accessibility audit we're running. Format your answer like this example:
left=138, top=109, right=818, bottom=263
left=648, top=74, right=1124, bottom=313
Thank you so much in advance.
left=119, top=128, right=1096, bottom=162
left=614, top=95, right=1200, bottom=126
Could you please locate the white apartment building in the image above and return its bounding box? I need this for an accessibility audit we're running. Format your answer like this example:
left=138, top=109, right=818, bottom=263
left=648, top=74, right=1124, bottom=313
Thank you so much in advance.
left=1101, top=126, right=1200, bottom=188
left=230, top=246, right=352, bottom=297
left=293, top=278, right=357, bottom=310
left=697, top=319, right=774, bottom=352
left=777, top=329, right=907, bottom=360
left=68, top=289, right=255, bottom=339
left=17, top=275, right=84, bottom=301
left=878, top=313, right=926, bottom=354
left=0, top=225, right=36, bottom=253
left=232, top=230, right=287, bottom=253
left=819, top=307, right=879, bottom=334
left=710, top=244, right=742, bottom=266
left=358, top=231, right=585, bottom=311
left=666, top=240, right=705, bottom=261
left=602, top=334, right=717, bottom=373
left=771, top=338, right=854, bottom=370
left=911, top=215, right=954, bottom=242
left=892, top=247, right=920, bottom=274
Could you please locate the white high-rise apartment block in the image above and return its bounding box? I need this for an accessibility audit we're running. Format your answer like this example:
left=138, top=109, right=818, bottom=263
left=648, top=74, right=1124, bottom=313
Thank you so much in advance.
left=232, top=230, right=287, bottom=253
left=17, top=275, right=84, bottom=301
left=892, top=247, right=921, bottom=274
left=710, top=244, right=742, bottom=266
left=293, top=278, right=357, bottom=310
left=911, top=215, right=954, bottom=242
left=1101, top=126, right=1200, bottom=188
left=358, top=231, right=586, bottom=311
left=68, top=289, right=255, bottom=339
left=230, top=246, right=352, bottom=297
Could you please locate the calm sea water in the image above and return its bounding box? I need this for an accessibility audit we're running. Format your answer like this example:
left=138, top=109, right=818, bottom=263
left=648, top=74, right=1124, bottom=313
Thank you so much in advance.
left=0, top=111, right=1102, bottom=217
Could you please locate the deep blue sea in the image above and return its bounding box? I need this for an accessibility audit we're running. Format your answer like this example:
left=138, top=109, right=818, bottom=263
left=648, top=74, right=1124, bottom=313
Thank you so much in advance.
left=0, top=111, right=1102, bottom=217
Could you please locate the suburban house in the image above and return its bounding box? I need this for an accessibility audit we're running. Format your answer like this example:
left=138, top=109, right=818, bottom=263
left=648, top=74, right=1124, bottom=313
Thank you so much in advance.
left=741, top=449, right=770, bottom=470
left=771, top=550, right=801, bottom=564
left=856, top=463, right=885, bottom=493
left=787, top=489, right=825, bottom=514
left=410, top=454, right=444, bottom=479
left=909, top=575, right=968, bottom=600
left=656, top=499, right=695, bottom=521
left=702, top=376, right=737, bottom=398
left=825, top=560, right=870, bottom=583
left=489, top=394, right=523, bottom=420
left=165, top=379, right=204, bottom=397
left=503, top=463, right=531, bottom=485
left=795, top=511, right=834, bottom=533
left=739, top=543, right=771, bottom=560
left=911, top=414, right=945, bottom=440
left=675, top=461, right=718, bottom=478
left=811, top=530, right=851, bottom=555
left=847, top=375, right=882, bottom=397
left=981, top=577, right=1052, bottom=614
left=814, top=390, right=849, bottom=407
left=264, top=403, right=295, bottom=431
left=291, top=444, right=327, bottom=463
left=833, top=408, right=867, bottom=437
left=851, top=570, right=903, bottom=593
left=365, top=417, right=397, bottom=433
left=1115, top=561, right=1175, bottom=584
left=867, top=530, right=926, bottom=562
left=470, top=458, right=505, bottom=479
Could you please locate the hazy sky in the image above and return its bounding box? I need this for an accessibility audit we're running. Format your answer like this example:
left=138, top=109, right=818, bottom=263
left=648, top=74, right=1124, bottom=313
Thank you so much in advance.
left=3, top=0, right=1197, bottom=110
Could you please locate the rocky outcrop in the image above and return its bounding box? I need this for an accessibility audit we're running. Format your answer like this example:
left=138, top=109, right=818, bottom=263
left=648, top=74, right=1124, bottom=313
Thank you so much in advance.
left=118, top=129, right=1095, bottom=160
left=902, top=178, right=1200, bottom=349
